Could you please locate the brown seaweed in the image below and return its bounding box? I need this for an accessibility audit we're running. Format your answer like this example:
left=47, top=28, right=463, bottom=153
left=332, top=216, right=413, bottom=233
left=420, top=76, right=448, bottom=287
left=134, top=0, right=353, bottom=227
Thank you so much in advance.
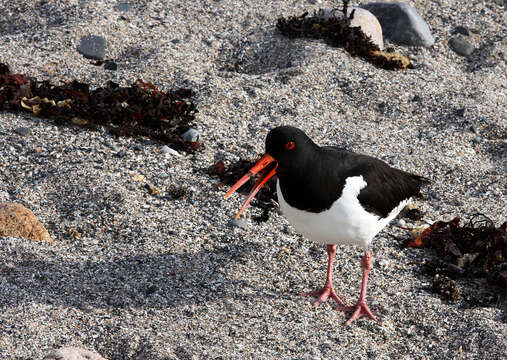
left=276, top=1, right=410, bottom=70
left=405, top=214, right=506, bottom=303
left=0, top=63, right=201, bottom=153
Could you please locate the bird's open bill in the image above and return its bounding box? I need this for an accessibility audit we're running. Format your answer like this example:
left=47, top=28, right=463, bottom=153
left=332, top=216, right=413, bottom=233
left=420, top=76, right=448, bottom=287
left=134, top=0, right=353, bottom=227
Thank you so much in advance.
left=225, top=154, right=278, bottom=219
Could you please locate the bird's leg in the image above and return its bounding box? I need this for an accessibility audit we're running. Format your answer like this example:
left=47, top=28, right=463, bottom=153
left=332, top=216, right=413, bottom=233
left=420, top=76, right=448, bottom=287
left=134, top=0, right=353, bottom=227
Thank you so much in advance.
left=299, top=244, right=344, bottom=306
left=339, top=250, right=377, bottom=325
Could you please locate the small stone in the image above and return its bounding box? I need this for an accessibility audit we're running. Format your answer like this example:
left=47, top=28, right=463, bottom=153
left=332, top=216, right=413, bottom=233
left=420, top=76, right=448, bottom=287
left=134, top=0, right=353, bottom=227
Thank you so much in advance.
left=0, top=202, right=51, bottom=242
left=145, top=284, right=158, bottom=295
left=103, top=61, right=117, bottom=71
left=181, top=128, right=199, bottom=142
left=77, top=35, right=106, bottom=60
left=160, top=145, right=181, bottom=157
left=228, top=218, right=248, bottom=229
left=109, top=144, right=120, bottom=152
left=43, top=347, right=107, bottom=360
left=411, top=95, right=422, bottom=102
left=453, top=25, right=470, bottom=36
left=115, top=150, right=127, bottom=158
left=13, top=127, right=30, bottom=136
left=473, top=136, right=484, bottom=144
left=456, top=108, right=466, bottom=117
left=378, top=259, right=390, bottom=268
left=360, top=2, right=435, bottom=47
left=397, top=219, right=406, bottom=226
left=171, top=39, right=181, bottom=44
left=114, top=2, right=133, bottom=12
left=449, top=36, right=475, bottom=57
left=317, top=7, right=384, bottom=49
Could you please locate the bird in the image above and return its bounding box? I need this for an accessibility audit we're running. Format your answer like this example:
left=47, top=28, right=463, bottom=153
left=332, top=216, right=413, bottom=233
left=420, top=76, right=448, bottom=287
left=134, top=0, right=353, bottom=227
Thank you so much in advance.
left=225, top=125, right=429, bottom=325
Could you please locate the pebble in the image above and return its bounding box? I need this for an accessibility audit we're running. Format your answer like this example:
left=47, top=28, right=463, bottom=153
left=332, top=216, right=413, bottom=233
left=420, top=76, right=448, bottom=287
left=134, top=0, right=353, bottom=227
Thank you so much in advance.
left=360, top=2, right=435, bottom=47
left=449, top=36, right=475, bottom=57
left=181, top=128, right=199, bottom=142
left=456, top=108, right=466, bottom=117
left=160, top=145, right=181, bottom=157
left=109, top=144, right=120, bottom=152
left=378, top=259, right=391, bottom=268
left=77, top=35, right=106, bottom=60
left=453, top=25, right=470, bottom=36
left=13, top=127, right=30, bottom=136
left=104, top=61, right=117, bottom=71
left=228, top=218, right=248, bottom=229
left=114, top=2, right=134, bottom=12
left=397, top=219, right=406, bottom=227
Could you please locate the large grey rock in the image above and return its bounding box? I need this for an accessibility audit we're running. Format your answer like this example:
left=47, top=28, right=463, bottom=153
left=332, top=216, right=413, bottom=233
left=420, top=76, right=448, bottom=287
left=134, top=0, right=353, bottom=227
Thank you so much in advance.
left=77, top=35, right=106, bottom=60
left=360, top=2, right=435, bottom=47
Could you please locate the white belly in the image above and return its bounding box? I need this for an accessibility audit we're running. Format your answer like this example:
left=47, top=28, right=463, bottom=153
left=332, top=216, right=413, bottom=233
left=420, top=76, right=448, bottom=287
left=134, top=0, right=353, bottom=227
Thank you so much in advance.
left=277, top=176, right=408, bottom=249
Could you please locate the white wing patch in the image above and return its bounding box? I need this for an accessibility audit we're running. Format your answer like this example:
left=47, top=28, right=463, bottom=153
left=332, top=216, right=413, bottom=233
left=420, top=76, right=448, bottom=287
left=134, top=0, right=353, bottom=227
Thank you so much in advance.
left=277, top=176, right=408, bottom=249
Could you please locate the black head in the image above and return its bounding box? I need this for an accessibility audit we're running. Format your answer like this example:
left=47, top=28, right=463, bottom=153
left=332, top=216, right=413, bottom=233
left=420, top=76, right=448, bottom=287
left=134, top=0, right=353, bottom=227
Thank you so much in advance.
left=265, top=126, right=317, bottom=173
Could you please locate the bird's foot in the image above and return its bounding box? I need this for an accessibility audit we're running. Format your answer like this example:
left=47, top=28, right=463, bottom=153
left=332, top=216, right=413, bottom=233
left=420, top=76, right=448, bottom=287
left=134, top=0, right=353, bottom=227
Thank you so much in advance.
left=298, top=286, right=344, bottom=306
left=339, top=301, right=377, bottom=325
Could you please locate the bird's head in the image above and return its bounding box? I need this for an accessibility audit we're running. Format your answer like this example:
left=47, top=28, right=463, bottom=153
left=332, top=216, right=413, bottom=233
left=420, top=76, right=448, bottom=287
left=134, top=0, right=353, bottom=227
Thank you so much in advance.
left=225, top=125, right=316, bottom=219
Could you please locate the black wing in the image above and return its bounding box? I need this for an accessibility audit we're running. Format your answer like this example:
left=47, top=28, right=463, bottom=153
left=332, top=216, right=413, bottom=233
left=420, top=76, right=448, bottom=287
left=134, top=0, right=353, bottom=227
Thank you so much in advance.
left=323, top=146, right=429, bottom=218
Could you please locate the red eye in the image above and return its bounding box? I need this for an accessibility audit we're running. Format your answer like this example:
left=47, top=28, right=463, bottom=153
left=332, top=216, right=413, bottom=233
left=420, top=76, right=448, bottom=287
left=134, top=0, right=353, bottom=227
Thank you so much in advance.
left=285, top=141, right=295, bottom=150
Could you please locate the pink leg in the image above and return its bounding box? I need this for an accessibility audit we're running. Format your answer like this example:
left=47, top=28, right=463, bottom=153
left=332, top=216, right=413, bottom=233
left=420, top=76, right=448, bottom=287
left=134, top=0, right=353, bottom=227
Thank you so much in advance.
left=339, top=251, right=377, bottom=325
left=299, top=245, right=344, bottom=306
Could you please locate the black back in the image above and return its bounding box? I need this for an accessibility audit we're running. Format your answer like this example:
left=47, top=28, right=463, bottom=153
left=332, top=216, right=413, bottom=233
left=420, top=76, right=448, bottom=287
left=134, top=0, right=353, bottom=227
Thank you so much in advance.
left=266, top=126, right=429, bottom=218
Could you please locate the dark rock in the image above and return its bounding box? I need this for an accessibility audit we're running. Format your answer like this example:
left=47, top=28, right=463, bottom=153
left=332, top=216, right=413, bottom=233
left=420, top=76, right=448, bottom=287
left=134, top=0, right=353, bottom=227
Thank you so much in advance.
left=171, top=39, right=180, bottom=44
left=103, top=61, right=117, bottom=71
left=360, top=2, right=435, bottom=47
left=145, top=284, right=158, bottom=295
left=411, top=95, right=422, bottom=102
left=77, top=35, right=106, bottom=60
left=13, top=127, right=30, bottom=136
left=114, top=2, right=133, bottom=12
left=449, top=36, right=475, bottom=57
left=453, top=25, right=470, bottom=36
left=456, top=108, right=466, bottom=117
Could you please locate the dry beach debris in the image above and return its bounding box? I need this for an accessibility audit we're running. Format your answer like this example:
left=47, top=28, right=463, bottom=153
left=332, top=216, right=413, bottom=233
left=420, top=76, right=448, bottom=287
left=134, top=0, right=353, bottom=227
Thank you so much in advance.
left=0, top=63, right=200, bottom=153
left=405, top=214, right=506, bottom=303
left=276, top=1, right=410, bottom=70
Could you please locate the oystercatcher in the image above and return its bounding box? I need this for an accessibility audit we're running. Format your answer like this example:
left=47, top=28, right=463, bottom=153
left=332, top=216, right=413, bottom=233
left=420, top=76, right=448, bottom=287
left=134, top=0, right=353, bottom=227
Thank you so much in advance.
left=225, top=126, right=429, bottom=325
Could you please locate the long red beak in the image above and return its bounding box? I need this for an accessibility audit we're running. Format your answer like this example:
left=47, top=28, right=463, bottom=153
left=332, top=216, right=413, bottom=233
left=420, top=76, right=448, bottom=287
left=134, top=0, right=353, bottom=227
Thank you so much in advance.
left=225, top=154, right=278, bottom=219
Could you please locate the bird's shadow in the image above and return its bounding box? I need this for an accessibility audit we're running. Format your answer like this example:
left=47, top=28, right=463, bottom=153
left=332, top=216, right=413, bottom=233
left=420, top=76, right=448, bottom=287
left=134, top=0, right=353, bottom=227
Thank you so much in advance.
left=1, top=241, right=265, bottom=311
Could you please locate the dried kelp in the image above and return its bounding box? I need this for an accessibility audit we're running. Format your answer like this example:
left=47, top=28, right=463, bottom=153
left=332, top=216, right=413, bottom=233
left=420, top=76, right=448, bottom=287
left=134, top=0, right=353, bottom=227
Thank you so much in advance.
left=208, top=158, right=278, bottom=222
left=405, top=214, right=506, bottom=303
left=276, top=1, right=410, bottom=70
left=0, top=63, right=201, bottom=153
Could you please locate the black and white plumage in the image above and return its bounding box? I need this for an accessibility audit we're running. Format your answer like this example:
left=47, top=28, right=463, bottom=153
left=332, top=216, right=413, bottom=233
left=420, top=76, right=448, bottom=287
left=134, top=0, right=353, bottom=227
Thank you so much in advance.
left=226, top=125, right=429, bottom=325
